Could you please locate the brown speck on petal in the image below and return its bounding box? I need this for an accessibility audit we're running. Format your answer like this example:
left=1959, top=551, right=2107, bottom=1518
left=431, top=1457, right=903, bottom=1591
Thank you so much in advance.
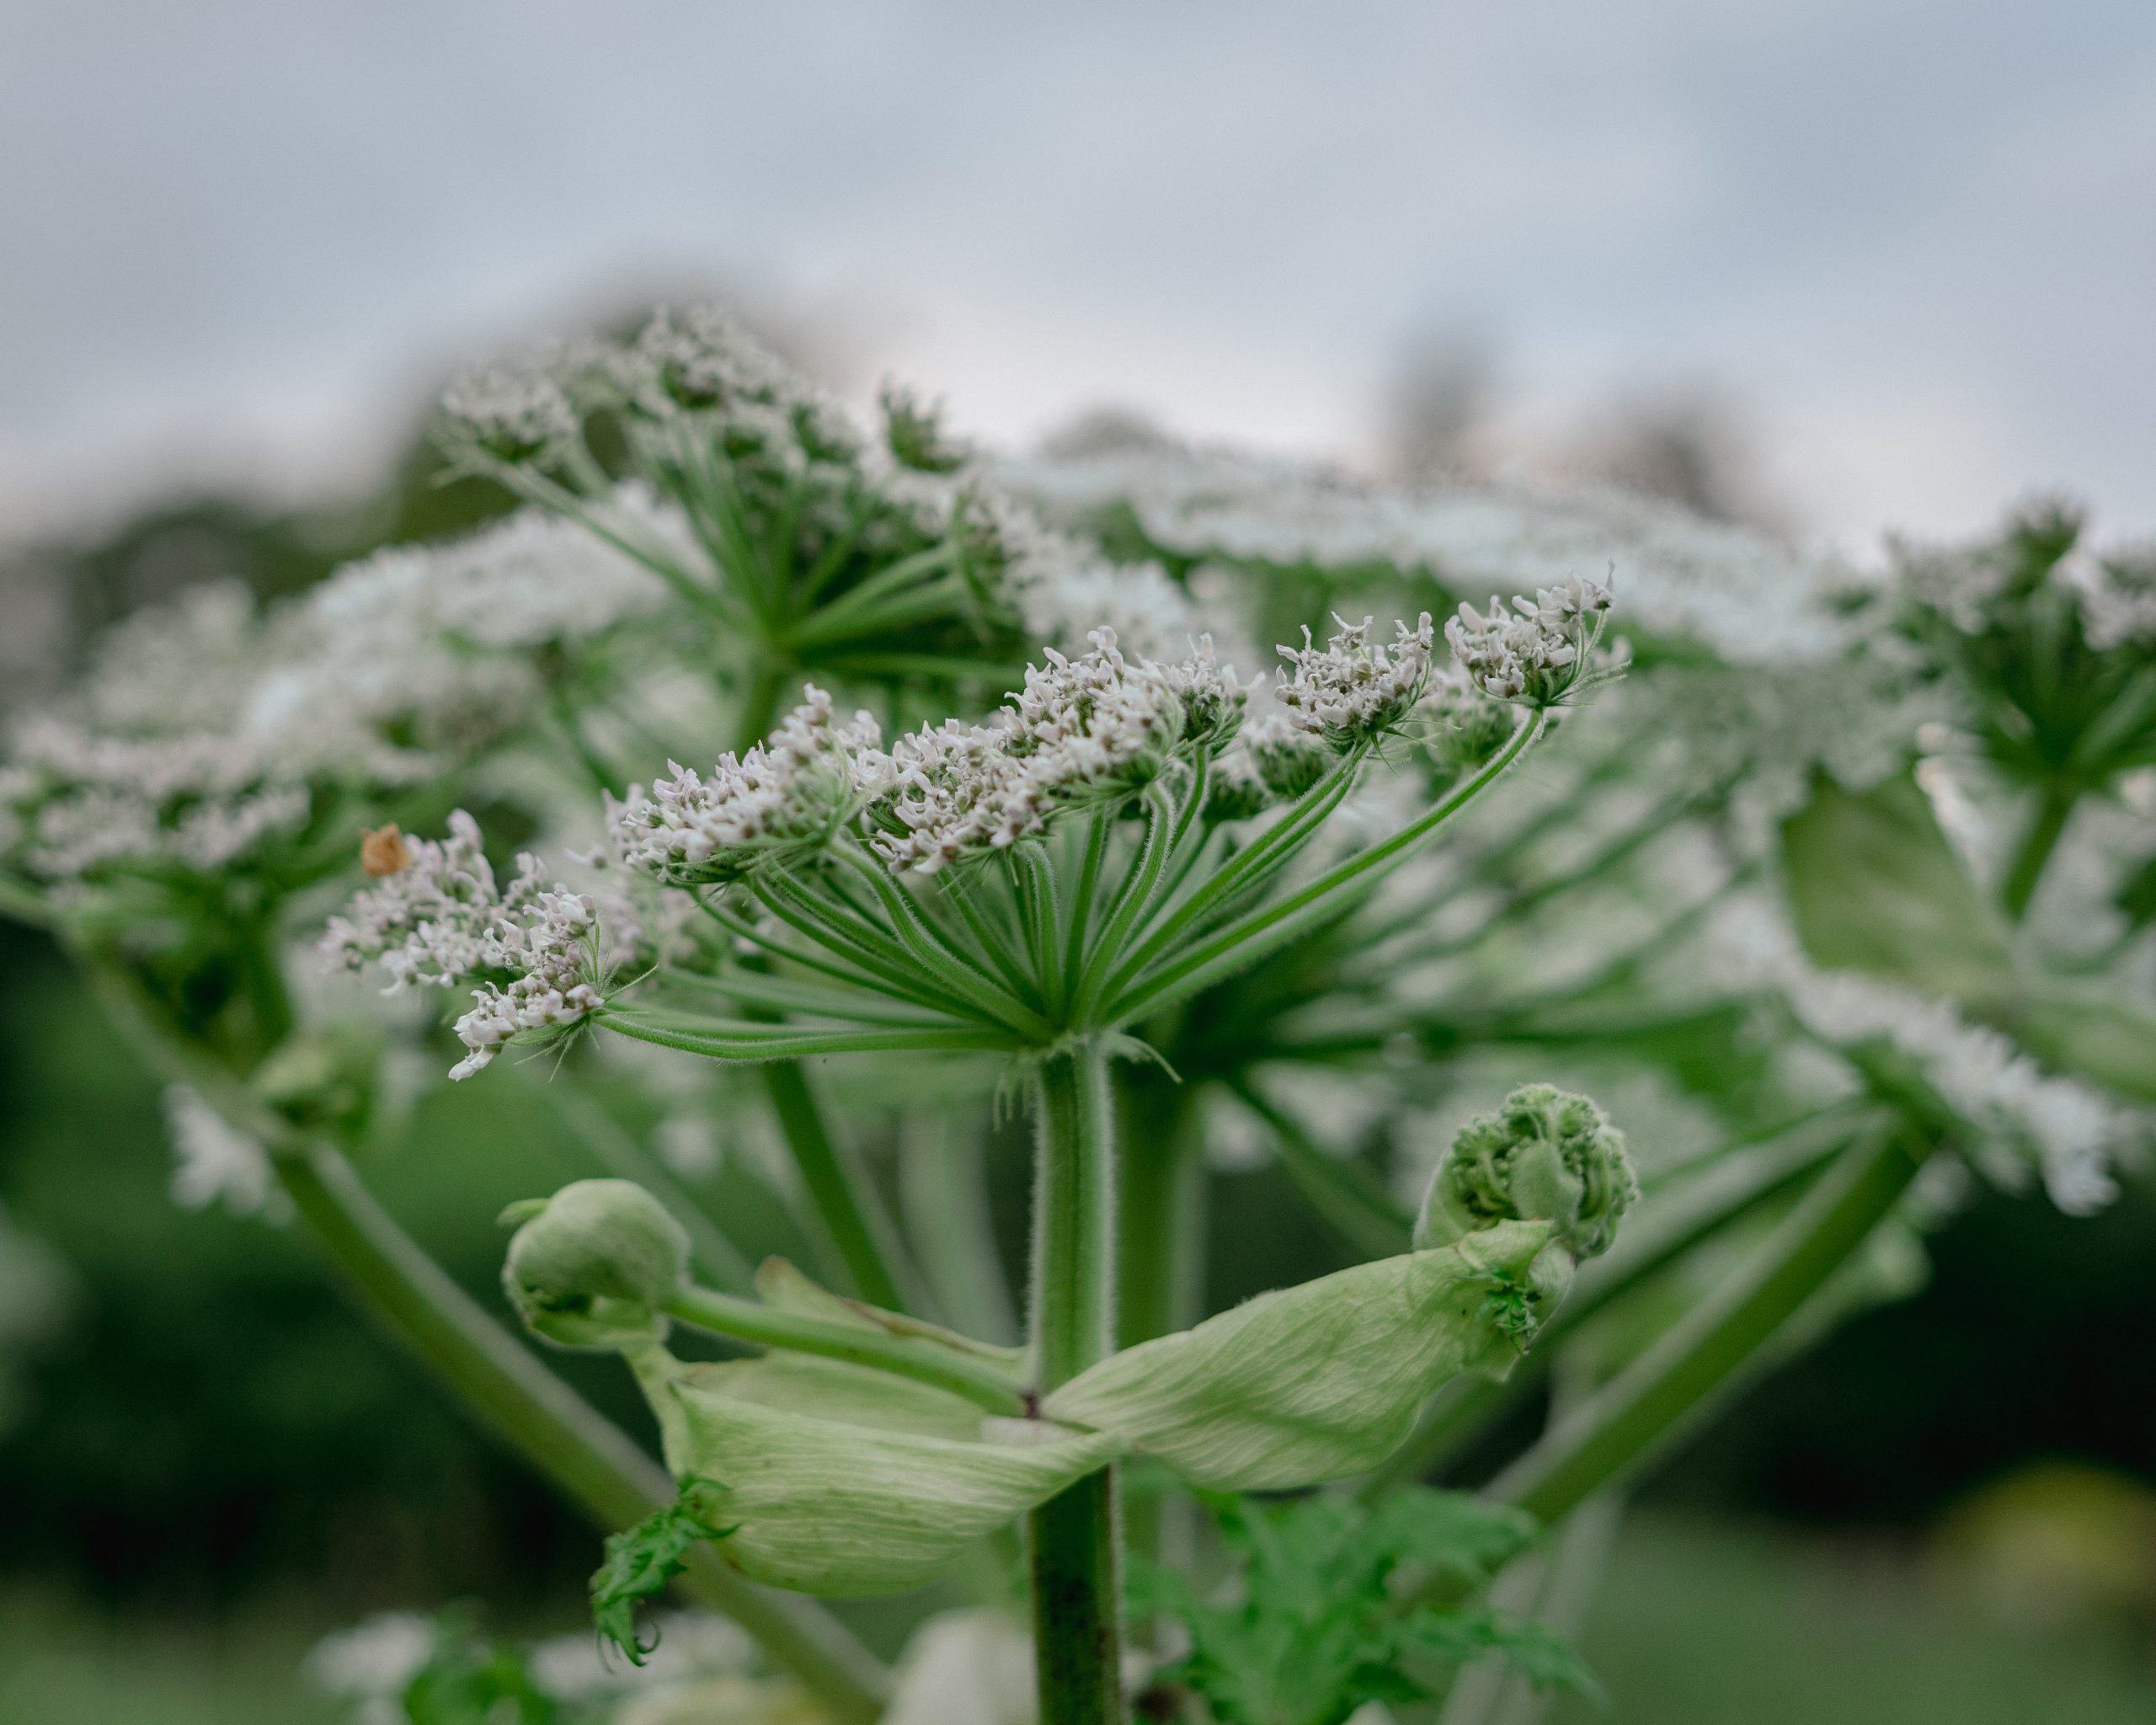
left=360, top=825, right=413, bottom=877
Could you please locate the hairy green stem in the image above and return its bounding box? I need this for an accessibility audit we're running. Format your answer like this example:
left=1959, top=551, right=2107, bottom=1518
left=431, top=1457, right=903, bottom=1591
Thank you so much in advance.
left=1028, top=1041, right=1125, bottom=1725
left=1116, top=1081, right=1206, bottom=1349
left=1485, top=1130, right=1925, bottom=1527
left=664, top=1282, right=1026, bottom=1414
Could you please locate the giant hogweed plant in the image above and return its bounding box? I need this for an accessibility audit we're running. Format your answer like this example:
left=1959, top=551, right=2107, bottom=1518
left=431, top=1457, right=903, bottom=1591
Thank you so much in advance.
left=334, top=588, right=1626, bottom=1722
left=2, top=307, right=2149, bottom=1724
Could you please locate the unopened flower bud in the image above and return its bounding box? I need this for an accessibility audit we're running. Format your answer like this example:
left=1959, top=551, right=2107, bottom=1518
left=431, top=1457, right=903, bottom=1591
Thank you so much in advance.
left=1246, top=717, right=1330, bottom=799
left=1417, top=1084, right=1636, bottom=1263
left=502, top=1179, right=689, bottom=1349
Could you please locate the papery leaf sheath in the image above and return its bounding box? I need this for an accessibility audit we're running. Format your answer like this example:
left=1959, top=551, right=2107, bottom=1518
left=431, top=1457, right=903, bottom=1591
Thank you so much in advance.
left=629, top=1346, right=1118, bottom=1596
left=1042, top=1220, right=1555, bottom=1491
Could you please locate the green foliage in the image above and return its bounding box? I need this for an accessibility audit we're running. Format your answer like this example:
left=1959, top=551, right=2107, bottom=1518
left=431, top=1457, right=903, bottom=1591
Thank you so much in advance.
left=1131, top=1488, right=1600, bottom=1725
left=400, top=1620, right=563, bottom=1725
left=1781, top=772, right=2011, bottom=1009
left=589, top=1484, right=731, bottom=1664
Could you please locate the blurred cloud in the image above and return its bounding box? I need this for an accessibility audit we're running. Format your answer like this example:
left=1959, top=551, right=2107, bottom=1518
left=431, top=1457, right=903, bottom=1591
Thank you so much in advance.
left=1, top=1, right=2152, bottom=546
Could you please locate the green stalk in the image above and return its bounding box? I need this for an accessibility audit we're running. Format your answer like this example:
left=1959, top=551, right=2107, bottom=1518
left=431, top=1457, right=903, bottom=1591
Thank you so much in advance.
left=276, top=1150, right=888, bottom=1715
left=733, top=660, right=792, bottom=756
left=2003, top=785, right=2076, bottom=921
left=1028, top=1041, right=1125, bottom=1725
left=664, top=1282, right=1026, bottom=1414
left=1115, top=1079, right=1205, bottom=1622
left=1111, top=712, right=1545, bottom=1023
left=72, top=950, right=890, bottom=1714
left=760, top=1058, right=922, bottom=1314
left=1115, top=1081, right=1206, bottom=1348
left=1228, top=1077, right=1412, bottom=1261
left=1485, top=1129, right=1926, bottom=1527
left=899, top=1111, right=1021, bottom=1347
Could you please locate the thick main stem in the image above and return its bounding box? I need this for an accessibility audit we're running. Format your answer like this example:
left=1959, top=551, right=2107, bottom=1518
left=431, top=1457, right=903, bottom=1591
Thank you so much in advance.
left=1485, top=1129, right=1926, bottom=1527
left=1028, top=1042, right=1124, bottom=1725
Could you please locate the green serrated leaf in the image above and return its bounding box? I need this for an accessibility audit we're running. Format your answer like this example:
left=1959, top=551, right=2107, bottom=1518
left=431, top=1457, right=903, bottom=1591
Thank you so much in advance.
left=1133, top=1488, right=1576, bottom=1725
left=1044, top=1220, right=1555, bottom=1491
left=590, top=1483, right=732, bottom=1664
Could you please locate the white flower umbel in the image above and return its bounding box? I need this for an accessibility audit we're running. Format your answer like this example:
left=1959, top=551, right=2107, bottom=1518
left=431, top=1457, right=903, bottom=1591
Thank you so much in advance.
left=246, top=495, right=685, bottom=767
left=1444, top=576, right=1615, bottom=706
left=304, top=1612, right=438, bottom=1713
left=609, top=687, right=884, bottom=886
left=450, top=884, right=608, bottom=1080
left=2065, top=548, right=2156, bottom=649
left=1785, top=969, right=2123, bottom=1215
left=960, top=492, right=1195, bottom=661
left=1003, top=438, right=1849, bottom=665
left=3, top=716, right=315, bottom=884
left=867, top=628, right=1235, bottom=874
left=320, top=810, right=542, bottom=990
left=441, top=351, right=579, bottom=463
left=1710, top=900, right=2127, bottom=1214
left=1273, top=613, right=1436, bottom=747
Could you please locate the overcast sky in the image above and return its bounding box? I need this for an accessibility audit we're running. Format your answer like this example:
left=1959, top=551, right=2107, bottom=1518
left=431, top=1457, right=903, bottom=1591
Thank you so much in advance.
left=3, top=2, right=2152, bottom=548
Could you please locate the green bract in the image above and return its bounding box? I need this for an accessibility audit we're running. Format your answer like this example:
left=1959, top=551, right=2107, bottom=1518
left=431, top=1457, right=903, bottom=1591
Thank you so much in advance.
left=1417, top=1085, right=1637, bottom=1263
left=627, top=1347, right=1118, bottom=1597
left=501, top=1178, right=691, bottom=1350
left=1043, top=1219, right=1557, bottom=1491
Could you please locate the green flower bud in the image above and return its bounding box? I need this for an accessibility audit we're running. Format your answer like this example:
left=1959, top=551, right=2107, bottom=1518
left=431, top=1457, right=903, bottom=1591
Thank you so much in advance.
left=502, top=1179, right=690, bottom=1351
left=1417, top=1084, right=1636, bottom=1262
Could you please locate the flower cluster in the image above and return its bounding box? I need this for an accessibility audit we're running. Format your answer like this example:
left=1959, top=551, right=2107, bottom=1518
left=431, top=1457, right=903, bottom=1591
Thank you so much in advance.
left=162, top=1085, right=284, bottom=1220
left=1444, top=575, right=1614, bottom=705
left=440, top=350, right=579, bottom=462
left=1273, top=613, right=1436, bottom=747
left=607, top=688, right=883, bottom=886
left=867, top=629, right=1241, bottom=873
left=957, top=491, right=1194, bottom=662
left=1707, top=901, right=2130, bottom=1215
left=446, top=304, right=1198, bottom=667
left=247, top=494, right=688, bottom=767
left=450, top=885, right=606, bottom=1080
left=1004, top=436, right=1848, bottom=665
left=2067, top=548, right=2156, bottom=650
left=1783, top=968, right=2125, bottom=1215
left=2, top=715, right=314, bottom=884
left=319, top=810, right=542, bottom=988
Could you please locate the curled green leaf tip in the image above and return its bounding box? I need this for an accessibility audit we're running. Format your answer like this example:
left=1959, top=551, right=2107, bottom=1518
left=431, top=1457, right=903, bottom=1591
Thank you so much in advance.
left=589, top=1480, right=733, bottom=1664
left=1419, top=1082, right=1637, bottom=1262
